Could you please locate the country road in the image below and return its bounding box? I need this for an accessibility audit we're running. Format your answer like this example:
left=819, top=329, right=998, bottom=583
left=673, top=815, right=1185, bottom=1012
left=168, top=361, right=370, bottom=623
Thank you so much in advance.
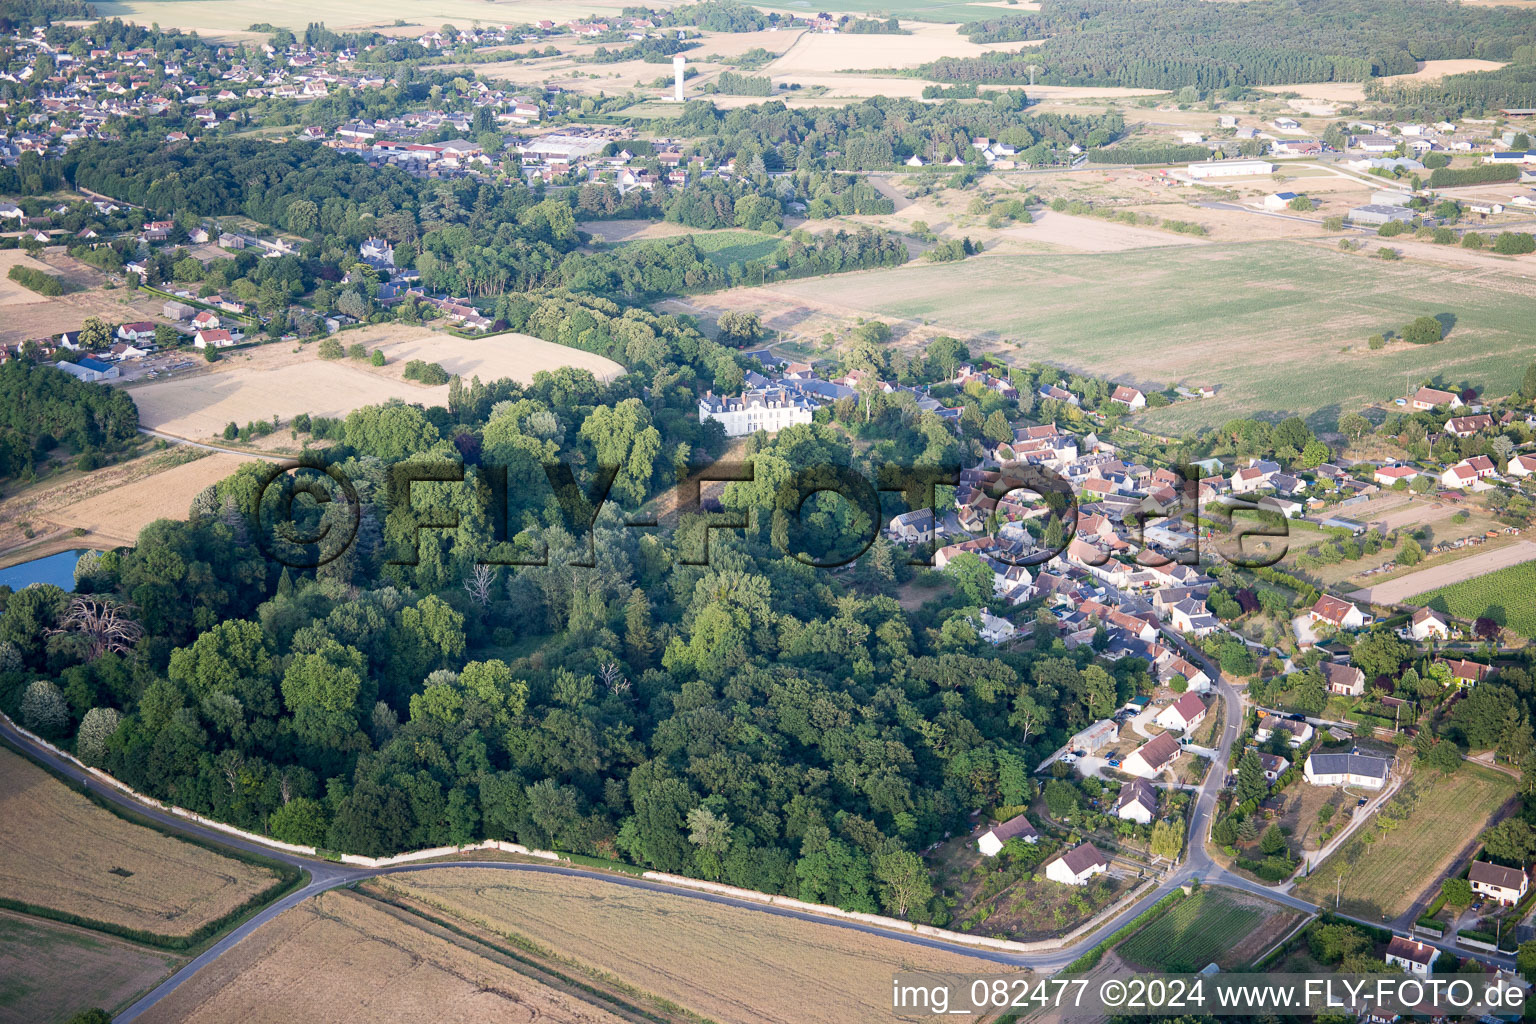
left=0, top=636, right=1513, bottom=1024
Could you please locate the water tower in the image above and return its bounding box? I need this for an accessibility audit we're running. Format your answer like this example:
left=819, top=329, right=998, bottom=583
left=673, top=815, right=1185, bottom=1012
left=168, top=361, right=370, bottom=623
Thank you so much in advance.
left=672, top=55, right=686, bottom=102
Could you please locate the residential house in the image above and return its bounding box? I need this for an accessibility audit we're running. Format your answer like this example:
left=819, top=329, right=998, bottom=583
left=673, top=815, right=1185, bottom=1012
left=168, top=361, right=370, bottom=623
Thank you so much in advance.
left=1508, top=454, right=1536, bottom=478
left=1384, top=936, right=1439, bottom=976
left=1445, top=414, right=1493, bottom=438
left=115, top=321, right=156, bottom=342
left=1043, top=843, right=1108, bottom=886
left=1114, top=778, right=1158, bottom=824
left=1441, top=456, right=1497, bottom=489
left=1303, top=752, right=1390, bottom=789
left=887, top=508, right=936, bottom=545
left=1441, top=658, right=1492, bottom=686
left=1374, top=465, right=1420, bottom=487
left=1410, top=386, right=1462, bottom=411
left=977, top=813, right=1038, bottom=856
left=1258, top=752, right=1290, bottom=782
left=1155, top=692, right=1208, bottom=733
left=1410, top=607, right=1451, bottom=641
left=977, top=610, right=1017, bottom=645
left=1256, top=715, right=1312, bottom=747
left=191, top=309, right=220, bottom=330
left=1323, top=662, right=1366, bottom=697
left=1124, top=732, right=1181, bottom=779
left=193, top=328, right=234, bottom=349
left=1110, top=385, right=1146, bottom=410
left=1311, top=594, right=1369, bottom=631
left=1468, top=861, right=1527, bottom=906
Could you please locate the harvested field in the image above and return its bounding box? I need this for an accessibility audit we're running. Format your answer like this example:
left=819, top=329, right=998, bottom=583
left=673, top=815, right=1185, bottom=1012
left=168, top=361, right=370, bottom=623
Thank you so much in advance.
left=1383, top=59, right=1508, bottom=82
left=1257, top=82, right=1366, bottom=103
left=723, top=239, right=1536, bottom=432
left=1004, top=209, right=1208, bottom=252
left=379, top=867, right=1023, bottom=1024
left=765, top=22, right=1038, bottom=75
left=1116, top=887, right=1294, bottom=971
left=47, top=451, right=258, bottom=546
left=0, top=745, right=279, bottom=938
left=133, top=889, right=634, bottom=1024
left=0, top=251, right=62, bottom=305
left=1350, top=541, right=1536, bottom=607
left=128, top=328, right=620, bottom=441
left=1292, top=765, right=1515, bottom=920
left=0, top=910, right=179, bottom=1023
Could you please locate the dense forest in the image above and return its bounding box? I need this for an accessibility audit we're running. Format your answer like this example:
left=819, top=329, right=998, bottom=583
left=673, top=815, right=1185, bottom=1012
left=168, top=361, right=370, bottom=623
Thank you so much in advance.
left=0, top=362, right=140, bottom=481
left=0, top=283, right=1131, bottom=920
left=1370, top=59, right=1536, bottom=117
left=937, top=0, right=1536, bottom=90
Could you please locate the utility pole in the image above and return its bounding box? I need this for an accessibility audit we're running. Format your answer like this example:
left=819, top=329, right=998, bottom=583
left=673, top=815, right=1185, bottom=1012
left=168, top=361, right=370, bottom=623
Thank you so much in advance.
left=1337, top=871, right=1342, bottom=909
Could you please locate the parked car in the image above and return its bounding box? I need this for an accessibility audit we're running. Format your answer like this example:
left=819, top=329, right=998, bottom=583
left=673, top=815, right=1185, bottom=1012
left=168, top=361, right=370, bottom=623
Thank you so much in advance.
left=1288, top=712, right=1307, bottom=722
left=1107, top=758, right=1122, bottom=768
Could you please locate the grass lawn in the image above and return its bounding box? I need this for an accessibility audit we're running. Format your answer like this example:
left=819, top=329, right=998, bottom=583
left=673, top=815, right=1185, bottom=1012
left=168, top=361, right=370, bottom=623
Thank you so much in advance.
left=1292, top=764, right=1515, bottom=921
left=764, top=240, right=1536, bottom=432
left=1116, top=887, right=1270, bottom=971
left=1410, top=561, right=1536, bottom=639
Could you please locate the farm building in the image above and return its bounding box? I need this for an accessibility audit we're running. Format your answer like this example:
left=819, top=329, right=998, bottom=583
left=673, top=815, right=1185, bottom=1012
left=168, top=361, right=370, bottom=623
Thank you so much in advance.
left=1346, top=204, right=1414, bottom=226
left=1186, top=159, right=1274, bottom=178
left=54, top=358, right=119, bottom=382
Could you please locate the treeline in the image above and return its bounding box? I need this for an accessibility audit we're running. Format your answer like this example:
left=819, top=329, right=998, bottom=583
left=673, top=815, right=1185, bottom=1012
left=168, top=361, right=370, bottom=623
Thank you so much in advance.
left=559, top=228, right=909, bottom=298
left=637, top=0, right=772, bottom=32
left=844, top=17, right=906, bottom=33
left=0, top=362, right=139, bottom=480
left=712, top=71, right=773, bottom=96
left=1429, top=164, right=1521, bottom=188
left=940, top=0, right=1536, bottom=90
left=7, top=264, right=64, bottom=295
left=1088, top=144, right=1211, bottom=164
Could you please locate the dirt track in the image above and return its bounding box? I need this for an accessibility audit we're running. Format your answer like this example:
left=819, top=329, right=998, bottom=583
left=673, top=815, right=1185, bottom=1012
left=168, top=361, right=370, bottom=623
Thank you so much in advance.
left=1350, top=541, right=1536, bottom=605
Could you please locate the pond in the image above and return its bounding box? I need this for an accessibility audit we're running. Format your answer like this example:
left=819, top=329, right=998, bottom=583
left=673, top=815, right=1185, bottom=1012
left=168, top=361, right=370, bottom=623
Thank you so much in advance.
left=0, top=549, right=99, bottom=592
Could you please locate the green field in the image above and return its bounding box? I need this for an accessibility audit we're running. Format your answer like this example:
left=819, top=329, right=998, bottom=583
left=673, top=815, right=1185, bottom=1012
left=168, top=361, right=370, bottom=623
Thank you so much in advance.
left=621, top=229, right=780, bottom=269
left=1293, top=765, right=1515, bottom=920
left=765, top=240, right=1536, bottom=433
left=1411, top=562, right=1536, bottom=639
left=1116, top=888, right=1264, bottom=971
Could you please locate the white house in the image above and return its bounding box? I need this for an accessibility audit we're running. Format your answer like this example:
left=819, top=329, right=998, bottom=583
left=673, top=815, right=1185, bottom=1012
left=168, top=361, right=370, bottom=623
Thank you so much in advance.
left=1256, top=715, right=1312, bottom=747
left=1123, top=732, right=1181, bottom=779
left=1410, top=386, right=1461, bottom=411
left=1114, top=778, right=1158, bottom=824
left=1374, top=465, right=1419, bottom=487
left=1110, top=385, right=1146, bottom=410
left=887, top=508, right=935, bottom=545
left=1508, top=454, right=1536, bottom=478
left=1410, top=606, right=1451, bottom=641
left=1303, top=752, right=1390, bottom=789
left=1043, top=843, right=1108, bottom=886
left=1322, top=662, right=1366, bottom=697
left=977, top=610, right=1017, bottom=645
left=1441, top=456, right=1497, bottom=489
left=1468, top=861, right=1527, bottom=906
left=1384, top=936, right=1439, bottom=976
left=698, top=388, right=815, bottom=437
left=977, top=814, right=1038, bottom=857
left=116, top=321, right=157, bottom=343
left=1154, top=692, right=1207, bottom=733
left=194, top=328, right=235, bottom=349
left=1310, top=594, right=1368, bottom=631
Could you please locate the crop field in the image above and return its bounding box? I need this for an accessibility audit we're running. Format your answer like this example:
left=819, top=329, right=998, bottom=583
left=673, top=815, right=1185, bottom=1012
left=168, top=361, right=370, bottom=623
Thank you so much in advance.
left=0, top=745, right=280, bottom=938
left=757, top=240, right=1536, bottom=432
left=378, top=868, right=1023, bottom=1024
left=0, top=910, right=179, bottom=1023
left=1292, top=766, right=1515, bottom=920
left=1116, top=888, right=1274, bottom=971
left=133, top=888, right=636, bottom=1024
left=1408, top=559, right=1536, bottom=638
left=129, top=328, right=620, bottom=441
left=0, top=251, right=62, bottom=305
left=47, top=451, right=259, bottom=547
